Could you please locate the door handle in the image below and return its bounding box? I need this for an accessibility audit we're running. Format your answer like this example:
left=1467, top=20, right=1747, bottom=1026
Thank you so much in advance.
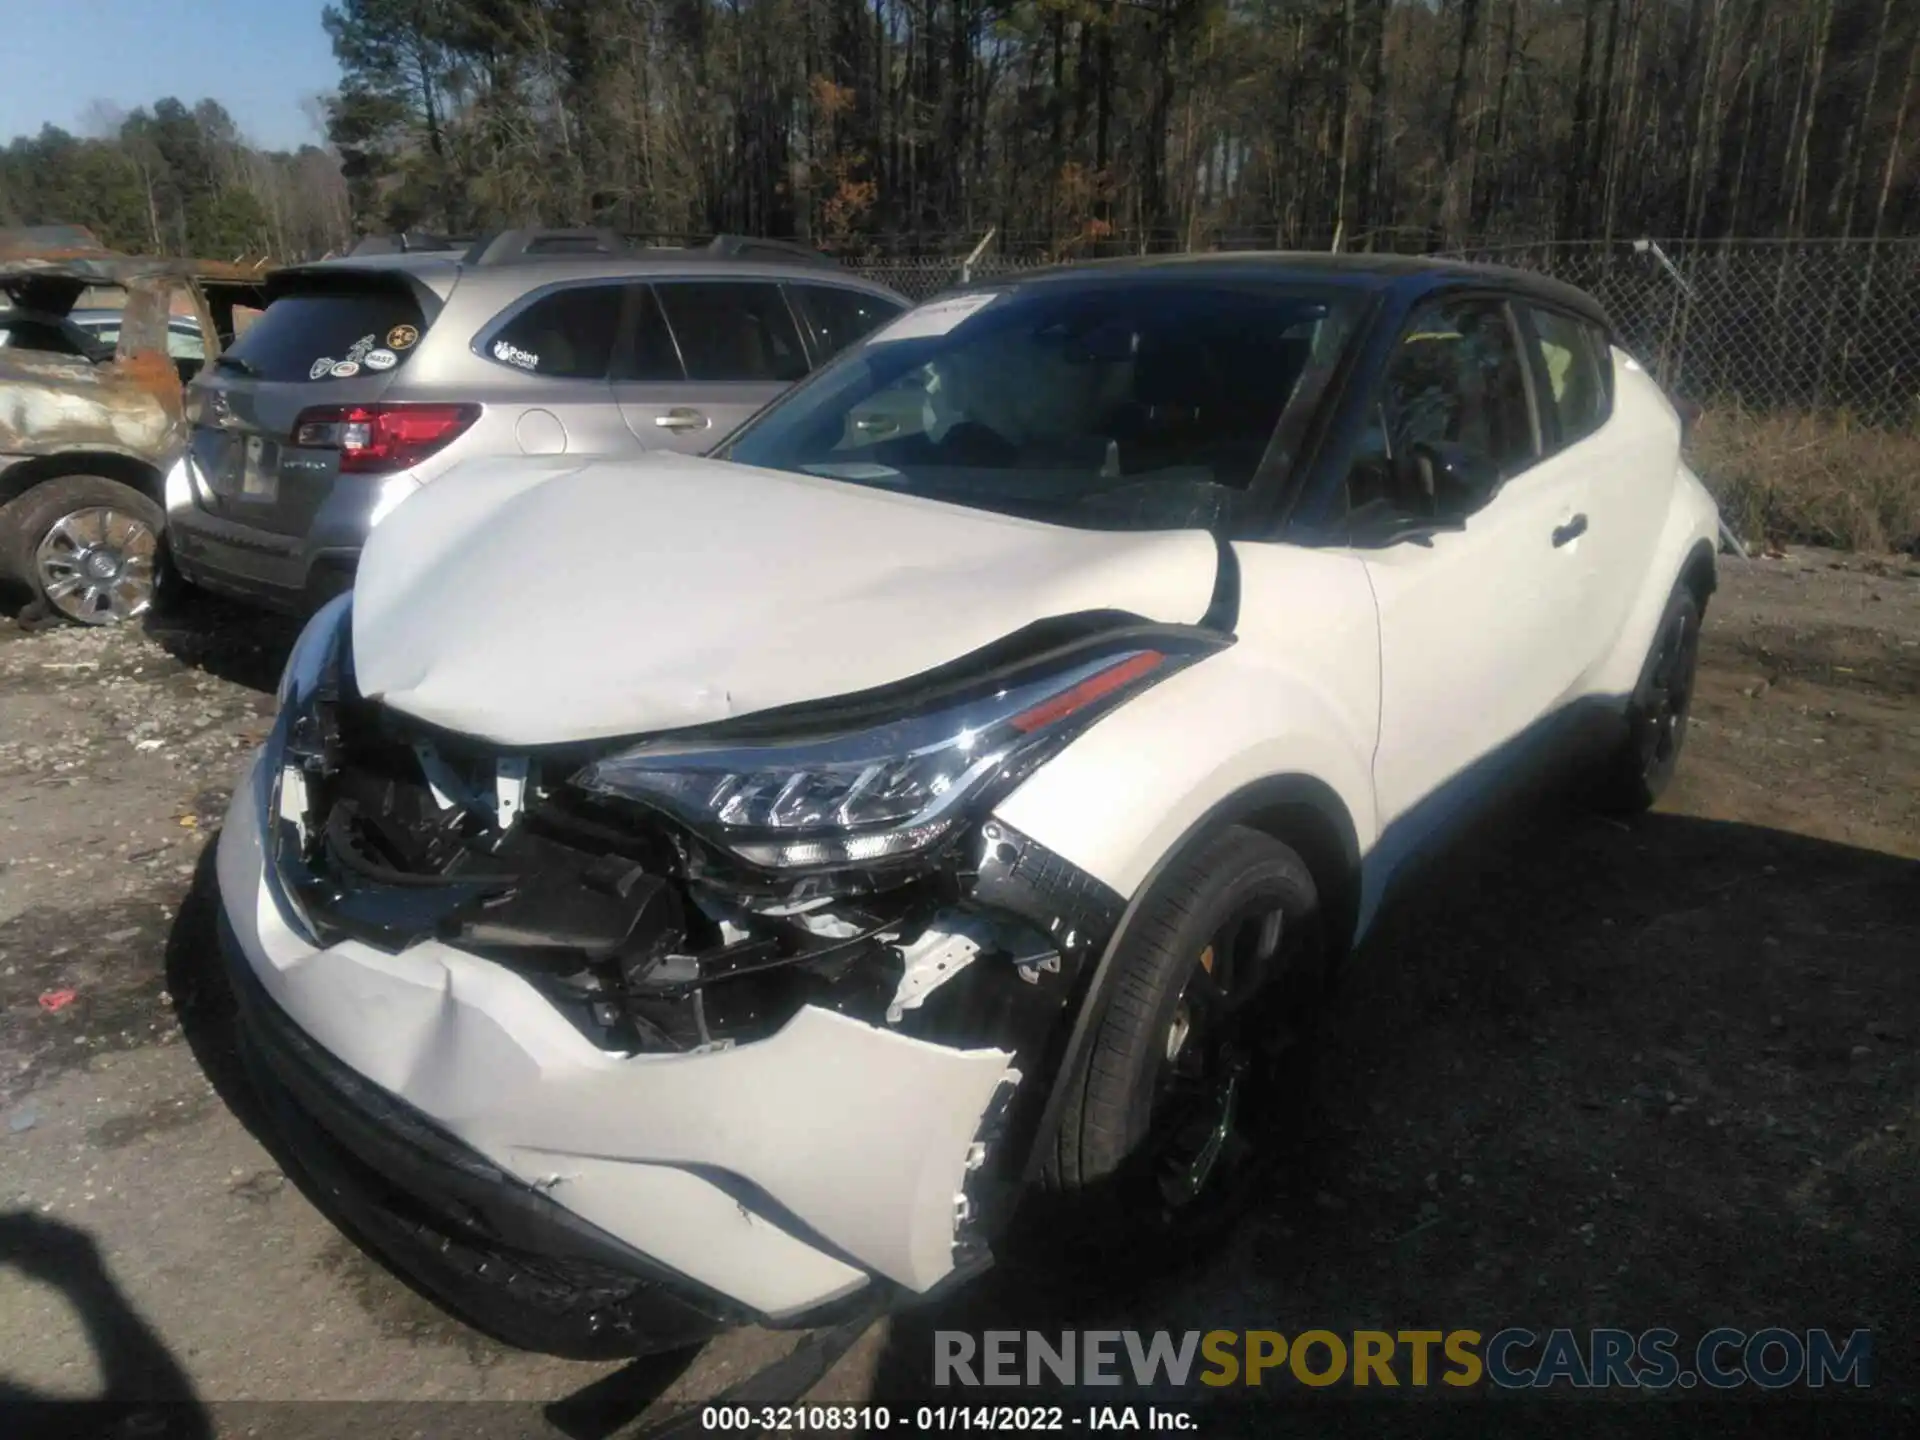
left=1552, top=513, right=1588, bottom=547
left=654, top=407, right=708, bottom=431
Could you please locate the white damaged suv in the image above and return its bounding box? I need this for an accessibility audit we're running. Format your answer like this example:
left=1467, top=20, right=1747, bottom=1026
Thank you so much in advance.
left=217, top=255, right=1719, bottom=1357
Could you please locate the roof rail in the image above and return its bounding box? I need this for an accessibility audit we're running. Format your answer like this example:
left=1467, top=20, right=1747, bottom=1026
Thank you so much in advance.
left=457, top=227, right=845, bottom=269
left=462, top=228, right=636, bottom=265
left=702, top=234, right=840, bottom=268
left=349, top=231, right=476, bottom=256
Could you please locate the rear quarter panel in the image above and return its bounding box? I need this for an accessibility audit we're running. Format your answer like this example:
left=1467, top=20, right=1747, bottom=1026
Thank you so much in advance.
left=1584, top=351, right=1721, bottom=699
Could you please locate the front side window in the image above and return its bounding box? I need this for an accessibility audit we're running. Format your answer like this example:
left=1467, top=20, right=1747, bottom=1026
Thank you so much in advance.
left=1526, top=305, right=1610, bottom=449
left=719, top=281, right=1361, bottom=531
left=1346, top=298, right=1537, bottom=520
left=654, top=282, right=810, bottom=383
left=0, top=315, right=94, bottom=357
left=485, top=284, right=621, bottom=379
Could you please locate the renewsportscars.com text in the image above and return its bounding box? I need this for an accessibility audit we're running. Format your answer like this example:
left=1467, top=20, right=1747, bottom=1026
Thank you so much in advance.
left=933, top=1328, right=1873, bottom=1390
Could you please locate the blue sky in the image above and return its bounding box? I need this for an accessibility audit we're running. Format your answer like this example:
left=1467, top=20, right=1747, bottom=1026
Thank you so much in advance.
left=2, top=0, right=340, bottom=151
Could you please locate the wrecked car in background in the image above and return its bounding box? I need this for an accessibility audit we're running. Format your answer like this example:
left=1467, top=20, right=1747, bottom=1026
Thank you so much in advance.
left=0, top=225, right=270, bottom=624
left=217, top=254, right=1720, bottom=1359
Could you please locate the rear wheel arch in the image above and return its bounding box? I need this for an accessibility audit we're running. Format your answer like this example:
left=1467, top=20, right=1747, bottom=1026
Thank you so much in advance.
left=0, top=450, right=166, bottom=513
left=1679, top=537, right=1716, bottom=609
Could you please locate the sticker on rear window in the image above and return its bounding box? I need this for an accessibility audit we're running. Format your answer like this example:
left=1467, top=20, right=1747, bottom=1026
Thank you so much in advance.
left=309, top=357, right=334, bottom=380
left=363, top=348, right=398, bottom=371
left=492, top=339, right=538, bottom=370
left=865, top=292, right=1000, bottom=344
left=329, top=359, right=361, bottom=378
left=388, top=324, right=419, bottom=350
left=344, top=332, right=377, bottom=363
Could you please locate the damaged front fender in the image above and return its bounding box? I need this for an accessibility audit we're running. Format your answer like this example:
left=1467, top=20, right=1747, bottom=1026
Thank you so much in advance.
left=223, top=744, right=1131, bottom=1308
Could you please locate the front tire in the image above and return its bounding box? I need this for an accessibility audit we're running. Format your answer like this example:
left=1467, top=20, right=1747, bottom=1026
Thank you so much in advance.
left=1038, top=825, right=1326, bottom=1261
left=5, top=475, right=164, bottom=626
left=1592, top=582, right=1703, bottom=813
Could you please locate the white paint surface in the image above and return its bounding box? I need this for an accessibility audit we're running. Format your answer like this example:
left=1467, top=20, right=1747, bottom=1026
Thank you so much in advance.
left=349, top=451, right=1220, bottom=745
left=220, top=761, right=1014, bottom=1308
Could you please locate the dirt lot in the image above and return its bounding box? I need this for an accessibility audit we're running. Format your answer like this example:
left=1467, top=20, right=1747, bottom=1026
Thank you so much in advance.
left=1, top=549, right=1916, bottom=1432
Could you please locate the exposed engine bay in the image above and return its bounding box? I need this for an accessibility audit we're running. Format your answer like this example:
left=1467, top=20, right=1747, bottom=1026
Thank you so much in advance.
left=260, top=601, right=1228, bottom=1268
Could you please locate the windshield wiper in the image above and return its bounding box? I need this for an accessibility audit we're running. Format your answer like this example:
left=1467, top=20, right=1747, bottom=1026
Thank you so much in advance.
left=213, top=354, right=259, bottom=376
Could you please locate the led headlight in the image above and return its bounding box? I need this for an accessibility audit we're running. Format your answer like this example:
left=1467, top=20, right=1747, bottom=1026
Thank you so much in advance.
left=575, top=645, right=1198, bottom=870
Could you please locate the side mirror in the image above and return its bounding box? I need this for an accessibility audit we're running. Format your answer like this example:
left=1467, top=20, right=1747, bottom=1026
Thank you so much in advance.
left=1396, top=439, right=1502, bottom=519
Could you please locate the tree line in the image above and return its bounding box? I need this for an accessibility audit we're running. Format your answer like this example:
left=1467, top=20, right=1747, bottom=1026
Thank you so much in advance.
left=3, top=1, right=1916, bottom=261
left=0, top=98, right=351, bottom=260
left=320, top=0, right=1920, bottom=254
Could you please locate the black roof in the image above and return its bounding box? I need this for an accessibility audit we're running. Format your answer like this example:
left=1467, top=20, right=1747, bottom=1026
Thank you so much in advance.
left=966, top=250, right=1612, bottom=331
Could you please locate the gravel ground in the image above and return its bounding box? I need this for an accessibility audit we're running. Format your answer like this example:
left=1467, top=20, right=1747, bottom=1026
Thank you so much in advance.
left=1, top=549, right=1916, bottom=1431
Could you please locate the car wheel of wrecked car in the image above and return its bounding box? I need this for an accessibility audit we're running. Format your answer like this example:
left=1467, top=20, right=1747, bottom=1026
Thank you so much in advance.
left=1037, top=825, right=1325, bottom=1262
left=1592, top=584, right=1704, bottom=814
left=9, top=475, right=164, bottom=626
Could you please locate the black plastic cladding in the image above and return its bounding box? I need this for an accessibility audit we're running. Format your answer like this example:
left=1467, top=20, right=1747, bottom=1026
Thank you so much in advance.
left=936, top=818, right=1129, bottom=1249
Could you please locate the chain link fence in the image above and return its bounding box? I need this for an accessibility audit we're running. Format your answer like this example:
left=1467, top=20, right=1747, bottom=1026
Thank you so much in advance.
left=850, top=238, right=1920, bottom=552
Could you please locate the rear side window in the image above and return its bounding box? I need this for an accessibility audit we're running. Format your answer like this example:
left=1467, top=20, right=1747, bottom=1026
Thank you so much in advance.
left=223, top=285, right=428, bottom=382
left=789, top=285, right=904, bottom=362
left=655, top=282, right=808, bottom=383
left=484, top=284, right=622, bottom=379
left=1526, top=306, right=1611, bottom=449
left=610, top=284, right=685, bottom=382
left=0, top=316, right=93, bottom=357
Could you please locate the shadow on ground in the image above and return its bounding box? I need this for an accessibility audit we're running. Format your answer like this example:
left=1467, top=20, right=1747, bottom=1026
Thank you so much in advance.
left=0, top=1211, right=212, bottom=1439
left=163, top=795, right=1918, bottom=1427
left=143, top=588, right=303, bottom=695
left=866, top=803, right=1919, bottom=1417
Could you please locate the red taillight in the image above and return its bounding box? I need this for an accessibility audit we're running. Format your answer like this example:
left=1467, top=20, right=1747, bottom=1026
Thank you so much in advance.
left=291, top=403, right=481, bottom=474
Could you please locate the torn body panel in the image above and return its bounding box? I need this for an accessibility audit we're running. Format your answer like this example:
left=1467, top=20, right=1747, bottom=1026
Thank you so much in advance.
left=225, top=540, right=1197, bottom=1341
left=220, top=639, right=1134, bottom=1311
left=0, top=319, right=181, bottom=461
left=1, top=236, right=273, bottom=491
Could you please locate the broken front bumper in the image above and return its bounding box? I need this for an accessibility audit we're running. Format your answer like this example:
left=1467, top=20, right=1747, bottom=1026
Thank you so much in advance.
left=218, top=753, right=1030, bottom=1332
left=223, top=908, right=741, bottom=1358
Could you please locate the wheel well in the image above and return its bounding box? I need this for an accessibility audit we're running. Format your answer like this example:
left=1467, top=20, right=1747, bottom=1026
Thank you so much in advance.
left=1012, top=775, right=1364, bottom=1189
left=1235, top=793, right=1363, bottom=957
left=0, top=452, right=166, bottom=512
left=1680, top=538, right=1717, bottom=608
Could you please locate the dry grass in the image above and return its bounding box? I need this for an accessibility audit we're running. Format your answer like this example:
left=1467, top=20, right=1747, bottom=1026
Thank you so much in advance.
left=1689, top=406, right=1920, bottom=555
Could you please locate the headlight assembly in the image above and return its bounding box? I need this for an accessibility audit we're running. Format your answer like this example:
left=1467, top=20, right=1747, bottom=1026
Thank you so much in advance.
left=275, top=592, right=353, bottom=713
left=574, top=641, right=1206, bottom=871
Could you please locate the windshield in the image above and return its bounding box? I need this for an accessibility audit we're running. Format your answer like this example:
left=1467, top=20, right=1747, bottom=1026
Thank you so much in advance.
left=719, top=279, right=1363, bottom=530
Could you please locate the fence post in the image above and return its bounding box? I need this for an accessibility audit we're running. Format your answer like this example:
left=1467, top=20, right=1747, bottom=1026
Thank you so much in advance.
left=1635, top=238, right=1694, bottom=391
left=959, top=227, right=997, bottom=285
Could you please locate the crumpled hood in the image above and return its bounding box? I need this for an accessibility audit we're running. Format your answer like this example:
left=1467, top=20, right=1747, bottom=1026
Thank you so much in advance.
left=350, top=451, right=1222, bottom=746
